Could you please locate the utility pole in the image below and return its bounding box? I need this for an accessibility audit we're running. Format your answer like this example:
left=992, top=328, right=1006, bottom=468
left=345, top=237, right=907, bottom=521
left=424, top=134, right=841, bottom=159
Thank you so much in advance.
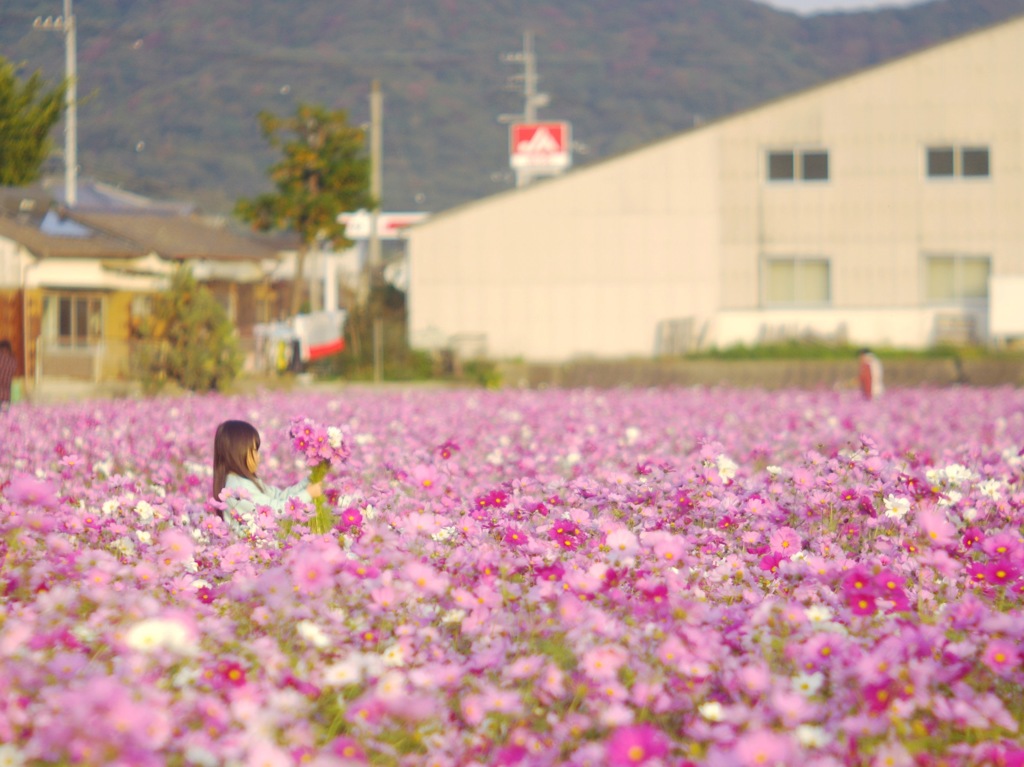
left=500, top=31, right=549, bottom=188
left=33, top=0, right=77, bottom=207
left=369, top=80, right=384, bottom=384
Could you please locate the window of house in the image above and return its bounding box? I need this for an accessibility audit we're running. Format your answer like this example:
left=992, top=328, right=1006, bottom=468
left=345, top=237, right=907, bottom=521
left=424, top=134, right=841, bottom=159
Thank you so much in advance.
left=924, top=255, right=990, bottom=302
left=44, top=293, right=104, bottom=347
left=926, top=145, right=990, bottom=178
left=763, top=257, right=831, bottom=306
left=767, top=149, right=829, bottom=182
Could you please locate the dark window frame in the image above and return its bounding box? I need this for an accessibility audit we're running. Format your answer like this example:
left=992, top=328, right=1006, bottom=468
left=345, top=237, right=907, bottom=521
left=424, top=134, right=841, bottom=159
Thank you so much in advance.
left=926, top=145, right=990, bottom=179
left=766, top=148, right=830, bottom=183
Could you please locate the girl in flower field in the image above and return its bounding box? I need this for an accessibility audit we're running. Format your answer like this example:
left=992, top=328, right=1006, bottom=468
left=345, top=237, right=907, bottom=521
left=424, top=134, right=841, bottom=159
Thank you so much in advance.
left=212, top=419, right=322, bottom=535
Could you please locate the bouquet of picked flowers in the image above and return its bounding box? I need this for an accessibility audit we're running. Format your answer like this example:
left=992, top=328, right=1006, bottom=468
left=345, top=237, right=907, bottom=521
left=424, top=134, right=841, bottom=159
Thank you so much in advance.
left=288, top=417, right=350, bottom=534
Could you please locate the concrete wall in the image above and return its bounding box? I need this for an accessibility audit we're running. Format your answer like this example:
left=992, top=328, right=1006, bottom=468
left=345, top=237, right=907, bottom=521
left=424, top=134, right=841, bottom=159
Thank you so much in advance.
left=497, top=357, right=1024, bottom=391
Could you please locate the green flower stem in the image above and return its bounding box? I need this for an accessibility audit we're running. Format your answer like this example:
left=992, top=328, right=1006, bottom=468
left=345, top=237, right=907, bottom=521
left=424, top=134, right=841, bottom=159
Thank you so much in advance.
left=308, top=461, right=334, bottom=534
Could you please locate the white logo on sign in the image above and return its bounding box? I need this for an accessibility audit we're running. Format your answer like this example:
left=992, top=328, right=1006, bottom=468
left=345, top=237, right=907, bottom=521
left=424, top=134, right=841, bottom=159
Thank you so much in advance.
left=517, top=128, right=560, bottom=154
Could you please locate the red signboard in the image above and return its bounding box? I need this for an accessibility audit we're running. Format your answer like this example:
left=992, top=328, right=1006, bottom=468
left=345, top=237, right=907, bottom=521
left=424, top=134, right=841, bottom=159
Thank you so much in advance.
left=509, top=122, right=571, bottom=171
left=338, top=211, right=429, bottom=240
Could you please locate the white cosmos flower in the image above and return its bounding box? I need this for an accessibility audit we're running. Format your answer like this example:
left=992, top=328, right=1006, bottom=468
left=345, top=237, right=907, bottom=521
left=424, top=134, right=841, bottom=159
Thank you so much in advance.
left=328, top=426, right=344, bottom=448
left=716, top=455, right=738, bottom=480
left=698, top=701, right=725, bottom=722
left=432, top=526, right=458, bottom=543
left=943, top=464, right=974, bottom=484
left=795, top=724, right=831, bottom=747
left=324, top=657, right=364, bottom=686
left=381, top=643, right=406, bottom=667
left=134, top=500, right=155, bottom=520
left=978, top=479, right=1002, bottom=500
left=883, top=494, right=910, bottom=520
left=0, top=743, right=25, bottom=767
left=805, top=605, right=832, bottom=623
left=111, top=537, right=136, bottom=557
left=442, top=608, right=466, bottom=625
left=296, top=620, right=330, bottom=649
left=376, top=670, right=407, bottom=701
left=792, top=671, right=824, bottom=696
left=125, top=617, right=194, bottom=654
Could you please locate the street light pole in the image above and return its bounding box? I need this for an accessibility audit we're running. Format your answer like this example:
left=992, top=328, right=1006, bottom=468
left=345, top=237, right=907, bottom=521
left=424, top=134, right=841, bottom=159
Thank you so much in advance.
left=33, top=0, right=77, bottom=207
left=369, top=80, right=384, bottom=384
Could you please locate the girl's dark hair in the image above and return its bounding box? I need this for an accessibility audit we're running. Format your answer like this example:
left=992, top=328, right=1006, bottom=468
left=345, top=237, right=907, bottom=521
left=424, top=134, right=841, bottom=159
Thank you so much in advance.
left=212, top=420, right=261, bottom=503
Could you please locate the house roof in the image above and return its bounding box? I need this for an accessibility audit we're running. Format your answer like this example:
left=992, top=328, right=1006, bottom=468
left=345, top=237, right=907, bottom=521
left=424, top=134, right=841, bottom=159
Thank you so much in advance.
left=0, top=181, right=290, bottom=263
left=68, top=210, right=283, bottom=262
left=0, top=209, right=145, bottom=260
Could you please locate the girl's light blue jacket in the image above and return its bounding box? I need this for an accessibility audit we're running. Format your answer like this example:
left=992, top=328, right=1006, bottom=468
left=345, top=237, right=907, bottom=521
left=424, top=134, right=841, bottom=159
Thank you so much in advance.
left=222, top=473, right=311, bottom=536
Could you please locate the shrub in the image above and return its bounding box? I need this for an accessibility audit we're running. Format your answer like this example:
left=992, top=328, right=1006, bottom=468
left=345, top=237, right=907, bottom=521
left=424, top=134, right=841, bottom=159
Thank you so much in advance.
left=134, top=266, right=242, bottom=392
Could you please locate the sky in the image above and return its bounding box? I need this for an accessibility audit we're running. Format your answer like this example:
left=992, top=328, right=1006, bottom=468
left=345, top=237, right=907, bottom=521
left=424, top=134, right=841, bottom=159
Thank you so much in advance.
left=755, top=0, right=931, bottom=13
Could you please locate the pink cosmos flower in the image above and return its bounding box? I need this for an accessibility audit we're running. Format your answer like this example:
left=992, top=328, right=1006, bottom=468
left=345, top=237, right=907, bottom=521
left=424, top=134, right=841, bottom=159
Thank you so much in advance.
left=982, top=532, right=1021, bottom=559
left=292, top=557, right=331, bottom=595
left=581, top=644, right=629, bottom=682
left=337, top=506, right=363, bottom=531
left=989, top=559, right=1020, bottom=586
left=917, top=505, right=957, bottom=547
left=404, top=559, right=448, bottom=595
left=874, top=569, right=911, bottom=612
left=605, top=527, right=640, bottom=563
left=410, top=464, right=441, bottom=494
left=437, top=439, right=460, bottom=460
left=640, top=530, right=687, bottom=564
left=205, top=659, right=247, bottom=690
left=5, top=473, right=59, bottom=509
left=605, top=723, right=668, bottom=766
left=460, top=693, right=486, bottom=726
left=768, top=526, right=802, bottom=557
left=327, top=733, right=368, bottom=761
left=156, top=528, right=195, bottom=567
left=503, top=525, right=529, bottom=548
left=982, top=639, right=1020, bottom=678
left=734, top=729, right=794, bottom=767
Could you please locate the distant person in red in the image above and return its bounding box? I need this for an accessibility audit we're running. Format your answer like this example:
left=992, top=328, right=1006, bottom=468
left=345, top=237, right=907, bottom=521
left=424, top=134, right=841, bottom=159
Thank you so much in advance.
left=858, top=347, right=884, bottom=400
left=0, top=340, right=17, bottom=412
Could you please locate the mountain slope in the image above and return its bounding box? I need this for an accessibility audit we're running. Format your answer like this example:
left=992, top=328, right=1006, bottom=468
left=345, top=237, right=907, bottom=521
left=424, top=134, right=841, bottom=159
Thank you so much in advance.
left=1, top=0, right=1021, bottom=215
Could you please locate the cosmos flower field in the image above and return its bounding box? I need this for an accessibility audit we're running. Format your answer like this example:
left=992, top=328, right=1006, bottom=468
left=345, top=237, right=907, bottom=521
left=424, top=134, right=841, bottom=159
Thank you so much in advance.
left=1, top=385, right=1023, bottom=767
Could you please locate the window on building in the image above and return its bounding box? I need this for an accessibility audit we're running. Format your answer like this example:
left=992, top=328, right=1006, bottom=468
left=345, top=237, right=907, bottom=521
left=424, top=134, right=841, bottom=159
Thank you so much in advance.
left=926, top=147, right=955, bottom=177
left=926, top=145, right=989, bottom=179
left=763, top=257, right=831, bottom=306
left=44, top=293, right=104, bottom=347
left=801, top=151, right=829, bottom=181
left=767, top=149, right=829, bottom=182
left=768, top=151, right=795, bottom=181
left=924, top=255, right=990, bottom=302
left=961, top=147, right=990, bottom=177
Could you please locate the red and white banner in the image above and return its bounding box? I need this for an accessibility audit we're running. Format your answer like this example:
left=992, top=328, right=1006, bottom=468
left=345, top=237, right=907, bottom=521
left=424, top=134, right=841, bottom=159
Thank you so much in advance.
left=293, top=310, right=347, bottom=362
left=338, top=211, right=429, bottom=240
left=509, top=122, right=571, bottom=171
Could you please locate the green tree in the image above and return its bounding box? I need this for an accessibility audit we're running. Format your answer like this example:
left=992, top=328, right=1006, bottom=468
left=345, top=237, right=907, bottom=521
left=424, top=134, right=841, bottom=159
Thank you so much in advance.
left=235, top=103, right=374, bottom=316
left=135, top=266, right=242, bottom=392
left=0, top=58, right=66, bottom=186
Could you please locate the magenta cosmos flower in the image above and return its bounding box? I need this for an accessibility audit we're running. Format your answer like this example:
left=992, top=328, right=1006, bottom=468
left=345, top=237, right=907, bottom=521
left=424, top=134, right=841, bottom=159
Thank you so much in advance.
left=605, top=723, right=668, bottom=765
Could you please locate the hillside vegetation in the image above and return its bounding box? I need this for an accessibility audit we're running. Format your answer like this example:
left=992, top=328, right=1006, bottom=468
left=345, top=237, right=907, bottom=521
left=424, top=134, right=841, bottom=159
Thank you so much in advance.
left=1, top=0, right=1022, bottom=215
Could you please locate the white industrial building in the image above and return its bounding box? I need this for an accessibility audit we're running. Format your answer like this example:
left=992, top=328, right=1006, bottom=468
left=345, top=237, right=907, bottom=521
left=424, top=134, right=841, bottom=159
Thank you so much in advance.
left=408, top=14, right=1024, bottom=362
